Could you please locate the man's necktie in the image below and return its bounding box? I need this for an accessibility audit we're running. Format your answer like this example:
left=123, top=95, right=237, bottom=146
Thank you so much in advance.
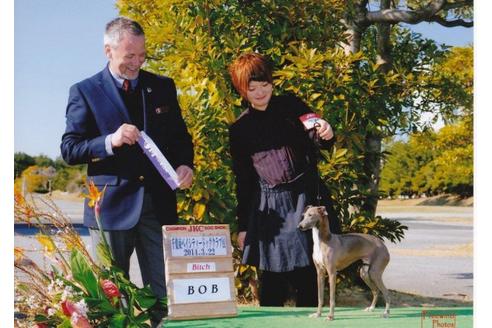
left=122, top=79, right=131, bottom=93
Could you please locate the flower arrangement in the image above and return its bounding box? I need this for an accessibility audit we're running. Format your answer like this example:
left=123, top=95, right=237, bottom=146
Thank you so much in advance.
left=14, top=182, right=166, bottom=327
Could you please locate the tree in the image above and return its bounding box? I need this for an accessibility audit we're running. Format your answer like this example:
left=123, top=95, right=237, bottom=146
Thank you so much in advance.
left=380, top=43, right=473, bottom=198
left=380, top=117, right=472, bottom=198
left=51, top=156, right=87, bottom=192
left=380, top=141, right=417, bottom=197
left=34, top=154, right=55, bottom=168
left=116, top=0, right=471, bottom=297
left=408, top=132, right=438, bottom=196
left=339, top=0, right=473, bottom=216
left=380, top=132, right=437, bottom=197
left=120, top=0, right=432, bottom=208
left=118, top=0, right=348, bottom=230
left=417, top=46, right=473, bottom=123
left=50, top=167, right=85, bottom=193
left=14, top=153, right=87, bottom=193
left=14, top=165, right=49, bottom=194
left=14, top=152, right=35, bottom=178
left=427, top=117, right=473, bottom=196
left=115, top=0, right=473, bottom=228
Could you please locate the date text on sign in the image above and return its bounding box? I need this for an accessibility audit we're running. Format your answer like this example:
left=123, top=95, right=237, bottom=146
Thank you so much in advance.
left=170, top=236, right=227, bottom=257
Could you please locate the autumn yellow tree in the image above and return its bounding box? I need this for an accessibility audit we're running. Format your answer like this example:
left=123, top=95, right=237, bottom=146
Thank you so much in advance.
left=14, top=165, right=49, bottom=194
left=115, top=0, right=472, bottom=299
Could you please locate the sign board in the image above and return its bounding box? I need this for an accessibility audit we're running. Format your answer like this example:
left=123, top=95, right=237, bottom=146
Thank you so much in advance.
left=162, top=224, right=237, bottom=320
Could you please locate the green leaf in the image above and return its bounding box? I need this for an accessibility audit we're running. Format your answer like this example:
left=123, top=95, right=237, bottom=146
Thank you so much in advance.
left=335, top=148, right=348, bottom=159
left=350, top=217, right=364, bottom=227
left=309, top=93, right=322, bottom=101
left=85, top=296, right=115, bottom=314
left=109, top=313, right=127, bottom=328
left=56, top=318, right=72, bottom=328
left=135, top=286, right=158, bottom=309
left=96, top=241, right=112, bottom=268
left=34, top=314, right=49, bottom=322
left=70, top=249, right=100, bottom=298
left=15, top=283, right=30, bottom=292
left=135, top=311, right=151, bottom=325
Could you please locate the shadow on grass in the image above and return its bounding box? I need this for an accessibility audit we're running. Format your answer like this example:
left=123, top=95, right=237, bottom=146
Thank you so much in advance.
left=335, top=287, right=472, bottom=307
left=416, top=194, right=472, bottom=206
left=387, top=289, right=472, bottom=307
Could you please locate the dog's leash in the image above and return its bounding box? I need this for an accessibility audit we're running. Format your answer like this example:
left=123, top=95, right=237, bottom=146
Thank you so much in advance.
left=313, top=122, right=322, bottom=206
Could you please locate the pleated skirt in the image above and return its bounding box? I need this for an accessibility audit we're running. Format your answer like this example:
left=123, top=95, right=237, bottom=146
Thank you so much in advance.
left=242, top=173, right=315, bottom=272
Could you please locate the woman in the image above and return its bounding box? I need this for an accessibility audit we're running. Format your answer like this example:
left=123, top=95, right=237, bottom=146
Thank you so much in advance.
left=228, top=52, right=341, bottom=307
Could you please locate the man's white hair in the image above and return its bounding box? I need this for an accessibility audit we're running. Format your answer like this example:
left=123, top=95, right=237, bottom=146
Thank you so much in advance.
left=104, top=17, right=144, bottom=48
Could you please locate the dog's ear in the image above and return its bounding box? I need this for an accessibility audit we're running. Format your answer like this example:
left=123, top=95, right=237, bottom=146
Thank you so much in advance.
left=303, top=205, right=312, bottom=215
left=317, top=206, right=328, bottom=217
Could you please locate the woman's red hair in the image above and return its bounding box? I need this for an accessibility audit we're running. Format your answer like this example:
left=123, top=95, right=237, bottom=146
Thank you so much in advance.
left=228, top=53, right=273, bottom=99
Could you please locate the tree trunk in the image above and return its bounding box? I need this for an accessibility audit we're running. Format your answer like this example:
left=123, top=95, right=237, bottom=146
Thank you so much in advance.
left=340, top=1, right=367, bottom=55
left=358, top=0, right=392, bottom=218
left=361, top=133, right=382, bottom=216
left=361, top=0, right=393, bottom=217
left=341, top=23, right=363, bottom=55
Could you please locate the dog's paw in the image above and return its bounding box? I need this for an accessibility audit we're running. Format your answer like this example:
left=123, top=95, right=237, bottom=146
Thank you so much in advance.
left=364, top=306, right=375, bottom=312
left=309, top=312, right=321, bottom=318
left=326, top=315, right=334, bottom=321
left=382, top=311, right=390, bottom=318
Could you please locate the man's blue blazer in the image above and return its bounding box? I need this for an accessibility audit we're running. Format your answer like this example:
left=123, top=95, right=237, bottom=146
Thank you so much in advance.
left=61, top=66, right=194, bottom=230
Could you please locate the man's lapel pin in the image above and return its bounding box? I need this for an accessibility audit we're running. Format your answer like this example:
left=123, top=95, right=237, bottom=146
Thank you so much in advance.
left=155, top=106, right=169, bottom=114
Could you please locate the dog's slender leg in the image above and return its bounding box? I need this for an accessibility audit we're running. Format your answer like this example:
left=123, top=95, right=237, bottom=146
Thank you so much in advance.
left=326, top=270, right=336, bottom=321
left=360, top=265, right=378, bottom=312
left=371, top=271, right=391, bottom=318
left=368, top=253, right=390, bottom=318
left=309, top=266, right=324, bottom=318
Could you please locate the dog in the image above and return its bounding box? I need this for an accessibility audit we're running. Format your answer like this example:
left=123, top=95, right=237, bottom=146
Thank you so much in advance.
left=298, top=205, right=391, bottom=320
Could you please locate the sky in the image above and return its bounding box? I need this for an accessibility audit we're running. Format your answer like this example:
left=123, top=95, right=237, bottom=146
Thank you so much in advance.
left=14, top=0, right=119, bottom=159
left=13, top=0, right=475, bottom=159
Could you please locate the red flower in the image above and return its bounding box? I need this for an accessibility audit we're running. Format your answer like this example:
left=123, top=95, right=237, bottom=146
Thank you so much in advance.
left=100, top=279, right=121, bottom=299
left=61, top=300, right=93, bottom=327
left=61, top=300, right=76, bottom=317
left=35, top=324, right=48, bottom=328
left=71, top=313, right=92, bottom=328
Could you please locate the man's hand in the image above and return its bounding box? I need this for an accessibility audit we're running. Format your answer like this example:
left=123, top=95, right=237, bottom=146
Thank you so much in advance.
left=315, top=119, right=334, bottom=141
left=111, top=124, right=141, bottom=148
left=176, top=165, right=193, bottom=189
left=237, top=231, right=246, bottom=251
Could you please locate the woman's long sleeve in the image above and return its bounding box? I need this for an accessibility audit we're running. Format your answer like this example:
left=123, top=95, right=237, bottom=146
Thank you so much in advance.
left=288, top=94, right=336, bottom=150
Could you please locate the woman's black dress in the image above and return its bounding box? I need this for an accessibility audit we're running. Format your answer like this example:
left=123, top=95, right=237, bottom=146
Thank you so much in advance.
left=229, top=94, right=341, bottom=273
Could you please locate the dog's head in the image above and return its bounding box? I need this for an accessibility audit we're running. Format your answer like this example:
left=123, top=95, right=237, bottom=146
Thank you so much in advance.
left=298, top=205, right=328, bottom=231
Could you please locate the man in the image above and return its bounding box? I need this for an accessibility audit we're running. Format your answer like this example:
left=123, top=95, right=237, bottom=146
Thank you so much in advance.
left=60, top=17, right=194, bottom=326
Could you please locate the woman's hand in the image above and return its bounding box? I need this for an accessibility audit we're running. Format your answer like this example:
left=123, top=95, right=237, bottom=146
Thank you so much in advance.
left=315, top=119, right=334, bottom=141
left=237, top=231, right=247, bottom=251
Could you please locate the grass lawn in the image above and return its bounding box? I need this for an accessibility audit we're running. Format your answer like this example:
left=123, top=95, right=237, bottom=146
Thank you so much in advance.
left=164, top=306, right=472, bottom=328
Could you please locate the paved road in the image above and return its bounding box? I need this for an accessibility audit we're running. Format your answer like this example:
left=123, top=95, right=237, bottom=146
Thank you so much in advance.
left=377, top=206, right=473, bottom=301
left=15, top=197, right=473, bottom=301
